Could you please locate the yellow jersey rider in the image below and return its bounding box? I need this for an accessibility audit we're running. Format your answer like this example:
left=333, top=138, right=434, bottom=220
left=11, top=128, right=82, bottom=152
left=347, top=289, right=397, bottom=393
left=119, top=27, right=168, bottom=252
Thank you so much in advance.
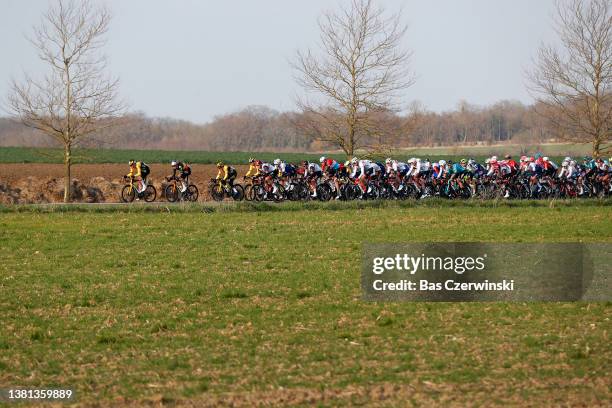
left=244, top=157, right=261, bottom=179
left=126, top=160, right=150, bottom=193
left=216, top=162, right=237, bottom=188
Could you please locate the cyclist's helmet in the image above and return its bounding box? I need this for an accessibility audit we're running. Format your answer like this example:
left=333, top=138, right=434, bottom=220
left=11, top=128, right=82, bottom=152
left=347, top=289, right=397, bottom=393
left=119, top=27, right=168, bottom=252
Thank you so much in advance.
left=171, top=160, right=177, bottom=167
left=562, top=160, right=569, bottom=167
left=504, top=154, right=511, bottom=160
left=439, top=160, right=446, bottom=166
left=216, top=162, right=223, bottom=167
left=565, top=156, right=572, bottom=162
left=344, top=160, right=351, bottom=167
left=302, top=160, right=309, bottom=166
left=248, top=157, right=255, bottom=163
left=543, top=156, right=549, bottom=162
left=485, top=158, right=491, bottom=164
left=491, top=155, right=498, bottom=161
left=535, top=153, right=542, bottom=159
left=129, top=160, right=135, bottom=166
left=468, top=158, right=476, bottom=165
left=351, top=157, right=359, bottom=165
left=273, top=158, right=281, bottom=166
left=582, top=156, right=591, bottom=162
left=319, top=156, right=326, bottom=163
left=385, top=158, right=392, bottom=164
left=460, top=159, right=467, bottom=165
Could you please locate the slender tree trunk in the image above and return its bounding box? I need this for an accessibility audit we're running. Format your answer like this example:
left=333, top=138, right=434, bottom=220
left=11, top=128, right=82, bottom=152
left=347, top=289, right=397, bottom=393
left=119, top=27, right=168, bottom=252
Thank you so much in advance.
left=64, top=142, right=71, bottom=203
left=346, top=114, right=355, bottom=158
left=347, top=126, right=355, bottom=158
left=592, top=137, right=600, bottom=158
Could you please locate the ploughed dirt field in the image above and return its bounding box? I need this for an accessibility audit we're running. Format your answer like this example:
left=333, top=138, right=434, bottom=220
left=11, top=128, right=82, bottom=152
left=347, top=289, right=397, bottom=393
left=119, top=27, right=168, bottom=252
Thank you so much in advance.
left=0, top=163, right=250, bottom=204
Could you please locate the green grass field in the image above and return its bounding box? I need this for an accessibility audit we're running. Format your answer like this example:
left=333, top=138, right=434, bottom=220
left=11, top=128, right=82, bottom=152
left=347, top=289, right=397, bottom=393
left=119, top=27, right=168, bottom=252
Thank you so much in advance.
left=0, top=144, right=594, bottom=165
left=396, top=143, right=593, bottom=158
left=0, top=202, right=610, bottom=406
left=0, top=147, right=326, bottom=165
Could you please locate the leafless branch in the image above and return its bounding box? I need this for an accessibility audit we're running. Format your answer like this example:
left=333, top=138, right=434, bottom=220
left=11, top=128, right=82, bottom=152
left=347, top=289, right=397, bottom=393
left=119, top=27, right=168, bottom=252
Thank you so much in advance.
left=292, top=0, right=414, bottom=157
left=7, top=0, right=126, bottom=202
left=527, top=0, right=612, bottom=156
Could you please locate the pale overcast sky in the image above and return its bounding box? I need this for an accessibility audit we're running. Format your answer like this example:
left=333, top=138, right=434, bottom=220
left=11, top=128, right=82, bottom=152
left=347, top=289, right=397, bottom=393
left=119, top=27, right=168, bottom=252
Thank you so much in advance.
left=0, top=0, right=558, bottom=123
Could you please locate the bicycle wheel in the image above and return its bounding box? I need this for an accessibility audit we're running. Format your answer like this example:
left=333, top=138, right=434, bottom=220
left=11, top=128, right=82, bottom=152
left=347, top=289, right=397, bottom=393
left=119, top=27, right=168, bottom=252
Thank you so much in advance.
left=299, top=183, right=312, bottom=201
left=211, top=184, right=225, bottom=202
left=231, top=184, right=245, bottom=201
left=165, top=184, right=179, bottom=202
left=121, top=185, right=136, bottom=203
left=345, top=184, right=360, bottom=201
left=244, top=184, right=253, bottom=201
left=364, top=183, right=379, bottom=200
left=285, top=183, right=300, bottom=201
left=143, top=185, right=157, bottom=202
left=187, top=185, right=199, bottom=202
left=252, top=185, right=265, bottom=202
left=381, top=184, right=395, bottom=200
left=407, top=184, right=421, bottom=199
left=316, top=184, right=332, bottom=201
left=248, top=185, right=259, bottom=201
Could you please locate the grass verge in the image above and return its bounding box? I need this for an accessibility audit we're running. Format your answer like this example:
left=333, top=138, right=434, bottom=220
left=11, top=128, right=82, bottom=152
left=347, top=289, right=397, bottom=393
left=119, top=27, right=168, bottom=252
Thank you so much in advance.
left=0, top=206, right=610, bottom=406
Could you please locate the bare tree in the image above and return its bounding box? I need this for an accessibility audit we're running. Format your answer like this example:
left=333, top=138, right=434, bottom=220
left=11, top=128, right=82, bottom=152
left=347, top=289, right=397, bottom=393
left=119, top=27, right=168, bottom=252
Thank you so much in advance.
left=293, top=0, right=414, bottom=158
left=528, top=0, right=612, bottom=157
left=7, top=0, right=125, bottom=202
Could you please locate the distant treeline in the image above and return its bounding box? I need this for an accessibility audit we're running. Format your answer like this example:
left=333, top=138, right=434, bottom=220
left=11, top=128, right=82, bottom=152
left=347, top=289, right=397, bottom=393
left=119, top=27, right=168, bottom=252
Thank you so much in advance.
left=0, top=101, right=555, bottom=151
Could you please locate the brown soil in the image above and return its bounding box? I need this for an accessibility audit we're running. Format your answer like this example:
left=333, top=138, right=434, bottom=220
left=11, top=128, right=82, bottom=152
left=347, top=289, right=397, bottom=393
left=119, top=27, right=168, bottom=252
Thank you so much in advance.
left=0, top=163, right=249, bottom=204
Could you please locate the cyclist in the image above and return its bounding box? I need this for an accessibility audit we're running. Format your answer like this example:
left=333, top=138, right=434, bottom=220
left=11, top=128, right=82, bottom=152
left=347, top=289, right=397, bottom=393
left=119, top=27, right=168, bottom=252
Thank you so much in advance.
left=594, top=158, right=610, bottom=191
left=503, top=155, right=518, bottom=175
left=558, top=160, right=577, bottom=180
left=338, top=161, right=351, bottom=178
left=258, top=161, right=276, bottom=195
left=304, top=160, right=323, bottom=198
left=409, top=158, right=431, bottom=191
left=126, top=160, right=150, bottom=193
left=534, top=153, right=545, bottom=168
left=320, top=156, right=340, bottom=175
left=486, top=157, right=502, bottom=178
left=466, top=158, right=486, bottom=179
left=352, top=158, right=379, bottom=196
left=320, top=156, right=341, bottom=199
left=216, top=161, right=237, bottom=191
left=435, top=160, right=448, bottom=179
left=384, top=158, right=408, bottom=192
left=244, top=157, right=261, bottom=179
left=542, top=157, right=558, bottom=177
left=385, top=158, right=409, bottom=178
left=582, top=156, right=597, bottom=177
left=167, top=161, right=191, bottom=193
left=448, top=160, right=467, bottom=181
left=406, top=158, right=417, bottom=177
left=274, top=158, right=296, bottom=179
left=519, top=156, right=530, bottom=173
left=274, top=159, right=296, bottom=192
